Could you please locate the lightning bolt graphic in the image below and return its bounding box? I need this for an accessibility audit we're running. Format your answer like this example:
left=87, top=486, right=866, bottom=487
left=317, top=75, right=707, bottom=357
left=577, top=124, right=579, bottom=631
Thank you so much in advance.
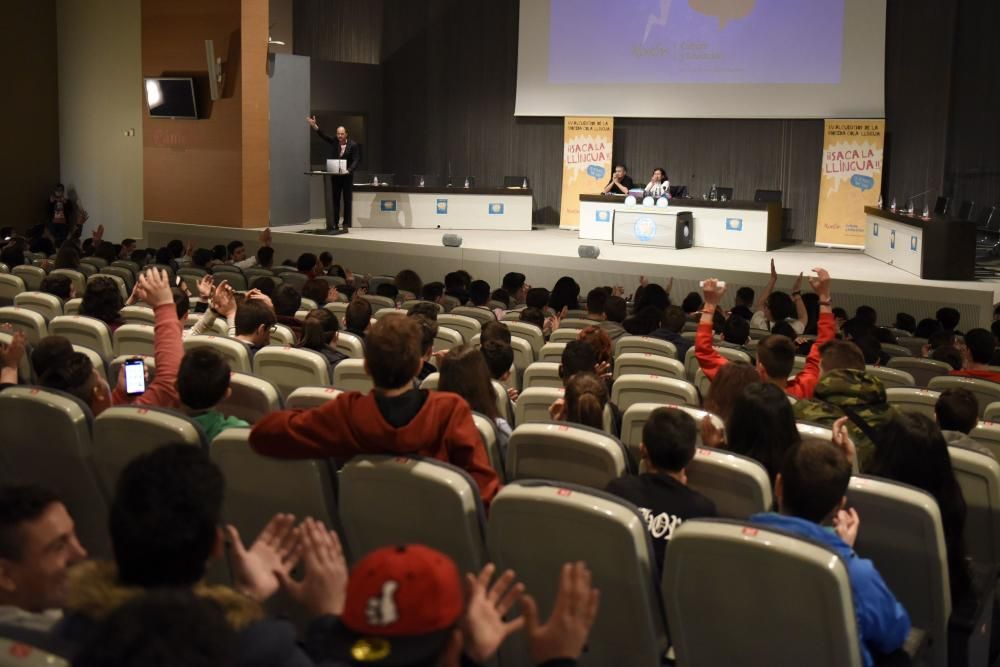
left=643, top=0, right=673, bottom=44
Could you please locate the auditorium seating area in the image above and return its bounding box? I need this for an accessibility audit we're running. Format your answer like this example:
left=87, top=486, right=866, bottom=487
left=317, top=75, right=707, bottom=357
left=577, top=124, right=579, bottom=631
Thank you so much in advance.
left=4, top=236, right=1000, bottom=666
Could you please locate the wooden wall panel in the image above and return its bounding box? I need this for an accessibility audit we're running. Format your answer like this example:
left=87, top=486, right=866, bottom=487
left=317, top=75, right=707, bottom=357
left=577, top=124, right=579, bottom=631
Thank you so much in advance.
left=242, top=0, right=270, bottom=229
left=293, top=0, right=383, bottom=64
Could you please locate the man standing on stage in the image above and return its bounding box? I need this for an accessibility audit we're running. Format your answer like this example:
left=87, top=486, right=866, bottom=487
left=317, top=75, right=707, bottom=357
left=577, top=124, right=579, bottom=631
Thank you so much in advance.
left=307, top=116, right=361, bottom=232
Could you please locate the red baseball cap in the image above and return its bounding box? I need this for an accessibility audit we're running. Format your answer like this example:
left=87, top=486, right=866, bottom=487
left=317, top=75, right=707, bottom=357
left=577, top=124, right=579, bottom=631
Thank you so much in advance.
left=330, top=544, right=464, bottom=665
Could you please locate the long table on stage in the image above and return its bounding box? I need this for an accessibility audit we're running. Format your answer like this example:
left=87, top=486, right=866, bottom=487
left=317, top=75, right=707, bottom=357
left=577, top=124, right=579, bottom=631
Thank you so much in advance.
left=864, top=206, right=976, bottom=281
left=351, top=185, right=533, bottom=230
left=578, top=194, right=782, bottom=251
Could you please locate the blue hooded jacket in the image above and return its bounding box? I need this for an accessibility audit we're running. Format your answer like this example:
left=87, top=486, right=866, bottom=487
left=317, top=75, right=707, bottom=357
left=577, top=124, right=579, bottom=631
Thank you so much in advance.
left=751, top=512, right=911, bottom=667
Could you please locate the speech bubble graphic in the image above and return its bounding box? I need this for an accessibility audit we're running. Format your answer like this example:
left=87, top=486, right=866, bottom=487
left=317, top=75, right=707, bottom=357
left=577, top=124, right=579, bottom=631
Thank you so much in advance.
left=587, top=164, right=606, bottom=180
left=688, top=0, right=756, bottom=28
left=850, top=174, right=875, bottom=192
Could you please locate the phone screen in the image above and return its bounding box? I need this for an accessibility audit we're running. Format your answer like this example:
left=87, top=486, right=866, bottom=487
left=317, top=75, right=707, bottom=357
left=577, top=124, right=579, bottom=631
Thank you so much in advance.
left=124, top=359, right=146, bottom=396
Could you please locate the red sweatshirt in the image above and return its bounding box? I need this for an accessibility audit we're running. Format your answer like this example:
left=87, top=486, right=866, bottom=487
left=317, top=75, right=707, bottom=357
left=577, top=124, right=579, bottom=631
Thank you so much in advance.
left=249, top=390, right=500, bottom=506
left=111, top=303, right=183, bottom=409
left=696, top=311, right=835, bottom=399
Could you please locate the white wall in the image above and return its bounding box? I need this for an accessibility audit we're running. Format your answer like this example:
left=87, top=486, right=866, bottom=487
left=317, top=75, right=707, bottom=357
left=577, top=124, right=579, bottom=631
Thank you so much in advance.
left=57, top=0, right=143, bottom=243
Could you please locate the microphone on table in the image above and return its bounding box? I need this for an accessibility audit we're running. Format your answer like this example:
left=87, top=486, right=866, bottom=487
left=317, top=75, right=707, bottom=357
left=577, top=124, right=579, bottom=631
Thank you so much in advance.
left=903, top=188, right=934, bottom=213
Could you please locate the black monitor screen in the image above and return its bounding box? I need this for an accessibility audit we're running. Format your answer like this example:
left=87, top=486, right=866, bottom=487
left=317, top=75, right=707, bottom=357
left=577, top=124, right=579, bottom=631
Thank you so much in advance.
left=144, top=78, right=198, bottom=119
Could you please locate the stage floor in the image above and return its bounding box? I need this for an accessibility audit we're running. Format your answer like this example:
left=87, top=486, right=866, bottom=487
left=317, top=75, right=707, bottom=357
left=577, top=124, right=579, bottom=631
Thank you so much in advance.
left=144, top=220, right=1000, bottom=328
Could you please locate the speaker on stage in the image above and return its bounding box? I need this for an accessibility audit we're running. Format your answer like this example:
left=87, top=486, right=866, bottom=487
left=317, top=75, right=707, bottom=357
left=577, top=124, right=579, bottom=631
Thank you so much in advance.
left=578, top=245, right=600, bottom=259
left=442, top=234, right=463, bottom=247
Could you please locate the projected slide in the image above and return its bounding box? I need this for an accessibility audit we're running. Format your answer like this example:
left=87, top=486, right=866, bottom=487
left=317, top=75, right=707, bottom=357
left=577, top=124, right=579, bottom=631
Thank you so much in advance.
left=549, top=0, right=845, bottom=84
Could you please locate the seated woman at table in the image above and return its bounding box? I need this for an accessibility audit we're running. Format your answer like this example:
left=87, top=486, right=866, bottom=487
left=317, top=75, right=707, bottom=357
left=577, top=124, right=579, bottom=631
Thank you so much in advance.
left=602, top=164, right=635, bottom=195
left=644, top=167, right=670, bottom=198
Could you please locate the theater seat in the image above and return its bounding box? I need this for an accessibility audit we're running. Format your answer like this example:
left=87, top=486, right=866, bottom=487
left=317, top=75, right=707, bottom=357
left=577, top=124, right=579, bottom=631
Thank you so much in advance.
left=985, top=402, right=1000, bottom=422
left=74, top=346, right=108, bottom=384
left=63, top=298, right=81, bottom=315
left=506, top=422, right=629, bottom=489
left=451, top=306, right=496, bottom=326
left=614, top=353, right=685, bottom=381
left=0, top=637, right=69, bottom=666
left=619, top=403, right=724, bottom=469
left=269, top=323, right=297, bottom=346
left=49, top=315, right=113, bottom=360
left=685, top=447, right=772, bottom=519
left=948, top=445, right=1000, bottom=568
left=361, top=294, right=395, bottom=313
left=487, top=481, right=667, bottom=666
left=885, top=387, right=940, bottom=419
left=513, top=386, right=563, bottom=426
left=0, top=386, right=111, bottom=559
left=0, top=331, right=33, bottom=383
left=611, top=374, right=700, bottom=411
left=471, top=412, right=505, bottom=483
left=253, top=346, right=331, bottom=399
left=929, top=376, right=1000, bottom=417
left=183, top=335, right=252, bottom=374
left=332, top=358, right=372, bottom=393
left=437, top=314, right=479, bottom=344
left=522, top=362, right=563, bottom=389
left=969, top=422, right=1000, bottom=460
left=0, top=306, right=48, bottom=346
left=11, top=265, right=42, bottom=291
left=286, top=386, right=343, bottom=409
left=433, top=326, right=464, bottom=353
left=503, top=321, right=545, bottom=354
left=48, top=269, right=86, bottom=298
left=538, top=342, right=566, bottom=363
left=664, top=519, right=862, bottom=667
left=90, top=273, right=128, bottom=301
left=339, top=455, right=487, bottom=574
left=100, top=266, right=135, bottom=292
left=216, top=372, right=283, bottom=424
left=548, top=328, right=582, bottom=344
left=92, top=406, right=208, bottom=494
left=847, top=475, right=949, bottom=667
left=14, top=291, right=63, bottom=321
left=334, top=330, right=364, bottom=358
left=865, top=365, right=915, bottom=389
left=796, top=421, right=833, bottom=441
left=372, top=307, right=406, bottom=321
left=401, top=299, right=442, bottom=314
left=614, top=335, right=678, bottom=361
left=119, top=305, right=156, bottom=325
left=113, top=324, right=155, bottom=357
left=684, top=346, right=751, bottom=382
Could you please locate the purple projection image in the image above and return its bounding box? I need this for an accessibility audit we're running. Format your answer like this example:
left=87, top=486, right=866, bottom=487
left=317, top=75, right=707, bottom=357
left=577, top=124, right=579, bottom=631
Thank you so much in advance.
left=548, top=0, right=846, bottom=85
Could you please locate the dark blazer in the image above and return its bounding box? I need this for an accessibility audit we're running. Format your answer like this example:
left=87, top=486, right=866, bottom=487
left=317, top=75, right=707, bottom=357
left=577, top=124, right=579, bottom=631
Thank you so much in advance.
left=316, top=130, right=361, bottom=172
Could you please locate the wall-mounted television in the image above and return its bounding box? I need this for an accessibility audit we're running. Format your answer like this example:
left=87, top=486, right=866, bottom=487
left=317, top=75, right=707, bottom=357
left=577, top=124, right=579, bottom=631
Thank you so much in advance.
left=144, top=77, right=198, bottom=119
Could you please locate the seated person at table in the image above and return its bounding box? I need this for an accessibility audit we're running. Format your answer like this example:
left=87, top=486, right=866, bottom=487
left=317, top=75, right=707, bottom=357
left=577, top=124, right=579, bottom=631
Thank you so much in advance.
left=602, top=164, right=634, bottom=195
left=249, top=316, right=500, bottom=505
left=644, top=167, right=670, bottom=198
left=751, top=439, right=910, bottom=667
left=605, top=408, right=716, bottom=568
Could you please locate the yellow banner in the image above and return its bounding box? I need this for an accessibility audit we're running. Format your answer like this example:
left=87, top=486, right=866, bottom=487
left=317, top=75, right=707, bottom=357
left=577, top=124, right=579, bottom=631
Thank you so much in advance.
left=814, top=119, right=885, bottom=247
left=559, top=116, right=614, bottom=230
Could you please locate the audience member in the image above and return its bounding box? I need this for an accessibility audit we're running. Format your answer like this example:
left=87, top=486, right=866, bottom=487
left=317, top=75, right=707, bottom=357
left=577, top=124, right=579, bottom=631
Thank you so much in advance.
left=0, top=486, right=87, bottom=634
left=605, top=408, right=717, bottom=568
left=649, top=306, right=691, bottom=359
left=302, top=278, right=337, bottom=307
left=480, top=320, right=512, bottom=346
left=52, top=445, right=316, bottom=665
left=623, top=305, right=662, bottom=336
left=502, top=271, right=529, bottom=306
left=421, top=281, right=445, bottom=305
left=932, top=345, right=963, bottom=371
left=894, top=312, right=917, bottom=334
left=867, top=413, right=971, bottom=603
left=600, top=295, right=628, bottom=341
left=176, top=348, right=249, bottom=440
left=750, top=439, right=910, bottom=665
left=395, top=269, right=423, bottom=299
left=408, top=301, right=440, bottom=321
left=440, top=345, right=511, bottom=457
left=577, top=325, right=613, bottom=372
left=39, top=274, right=73, bottom=302
left=915, top=317, right=942, bottom=339
left=271, top=285, right=303, bottom=342
left=934, top=388, right=987, bottom=454
left=549, top=277, right=581, bottom=314
left=29, top=336, right=73, bottom=379
left=559, top=340, right=598, bottom=383
left=299, top=308, right=349, bottom=371
left=249, top=316, right=500, bottom=505
left=468, top=280, right=493, bottom=311
left=409, top=313, right=439, bottom=382
left=80, top=277, right=125, bottom=332
left=937, top=307, right=961, bottom=333
left=950, top=328, right=1000, bottom=383
left=444, top=271, right=469, bottom=305
left=519, top=307, right=545, bottom=331
left=481, top=339, right=515, bottom=390
left=318, top=251, right=334, bottom=274
left=232, top=295, right=277, bottom=358
left=794, top=339, right=898, bottom=469
left=698, top=271, right=833, bottom=399
left=720, top=314, right=750, bottom=347
left=550, top=372, right=607, bottom=431
left=730, top=286, right=755, bottom=321
left=344, top=298, right=373, bottom=340
left=751, top=260, right=807, bottom=333
left=922, top=329, right=957, bottom=357
left=680, top=292, right=703, bottom=320
left=525, top=287, right=551, bottom=314
left=585, top=287, right=608, bottom=322
left=702, top=361, right=758, bottom=422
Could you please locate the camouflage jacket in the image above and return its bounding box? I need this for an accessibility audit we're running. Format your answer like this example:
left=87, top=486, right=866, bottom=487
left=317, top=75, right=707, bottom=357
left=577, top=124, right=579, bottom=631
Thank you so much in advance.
left=793, top=369, right=898, bottom=471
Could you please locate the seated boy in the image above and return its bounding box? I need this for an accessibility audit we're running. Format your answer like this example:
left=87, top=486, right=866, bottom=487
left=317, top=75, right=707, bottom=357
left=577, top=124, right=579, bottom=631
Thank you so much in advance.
left=605, top=408, right=717, bottom=568
left=751, top=439, right=910, bottom=666
left=176, top=348, right=249, bottom=440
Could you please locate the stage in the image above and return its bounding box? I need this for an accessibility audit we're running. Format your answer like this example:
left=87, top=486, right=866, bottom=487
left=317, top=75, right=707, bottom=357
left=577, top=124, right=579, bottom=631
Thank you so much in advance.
left=144, top=220, right=1000, bottom=328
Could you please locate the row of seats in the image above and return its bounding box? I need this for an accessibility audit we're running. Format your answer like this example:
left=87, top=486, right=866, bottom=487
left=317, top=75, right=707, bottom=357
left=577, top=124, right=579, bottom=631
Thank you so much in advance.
left=4, top=379, right=990, bottom=666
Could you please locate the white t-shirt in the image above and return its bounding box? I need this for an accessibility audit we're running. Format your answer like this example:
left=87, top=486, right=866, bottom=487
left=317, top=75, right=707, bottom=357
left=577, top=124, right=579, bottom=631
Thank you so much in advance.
left=750, top=310, right=805, bottom=335
left=645, top=180, right=670, bottom=197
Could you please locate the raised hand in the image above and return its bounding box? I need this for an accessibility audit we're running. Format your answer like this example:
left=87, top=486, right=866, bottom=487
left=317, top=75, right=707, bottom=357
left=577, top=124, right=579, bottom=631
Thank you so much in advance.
left=277, top=518, right=348, bottom=617
left=701, top=278, right=726, bottom=307
left=808, top=268, right=831, bottom=300
left=792, top=271, right=804, bottom=293
left=259, top=227, right=272, bottom=247
left=461, top=564, right=526, bottom=663
left=228, top=514, right=301, bottom=603
left=769, top=258, right=777, bottom=282
left=135, top=268, right=173, bottom=308
left=521, top=562, right=600, bottom=665
left=0, top=330, right=26, bottom=370
left=666, top=277, right=674, bottom=294
left=326, top=286, right=340, bottom=304
left=212, top=280, right=236, bottom=317
left=832, top=416, right=856, bottom=466
left=833, top=507, right=860, bottom=547
left=700, top=414, right=725, bottom=447
left=197, top=274, right=215, bottom=300
left=307, top=115, right=319, bottom=130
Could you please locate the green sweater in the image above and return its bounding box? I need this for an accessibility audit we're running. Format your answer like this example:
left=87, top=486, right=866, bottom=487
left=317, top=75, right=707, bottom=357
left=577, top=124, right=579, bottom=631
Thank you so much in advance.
left=191, top=410, right=250, bottom=441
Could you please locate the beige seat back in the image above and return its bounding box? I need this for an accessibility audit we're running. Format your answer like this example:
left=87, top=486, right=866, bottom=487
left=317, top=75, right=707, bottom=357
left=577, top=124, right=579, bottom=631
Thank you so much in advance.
left=664, top=519, right=861, bottom=667
left=113, top=324, right=155, bottom=357
left=48, top=269, right=86, bottom=298
left=333, top=330, right=364, bottom=358
left=11, top=266, right=41, bottom=291
left=286, top=386, right=343, bottom=409
left=614, top=352, right=685, bottom=381
left=339, top=455, right=487, bottom=574
left=949, top=445, right=1000, bottom=568
left=332, top=358, right=372, bottom=393
left=686, top=447, right=773, bottom=518
left=614, top=335, right=678, bottom=360
left=538, top=342, right=566, bottom=363
left=13, top=291, right=63, bottom=321
left=619, top=403, right=723, bottom=469
left=930, top=376, right=1000, bottom=417
left=0, top=306, right=48, bottom=346
left=361, top=294, right=396, bottom=313
left=183, top=335, right=252, bottom=374
left=118, top=305, right=156, bottom=326
left=548, top=328, right=582, bottom=344
left=506, top=422, right=629, bottom=489
left=437, top=314, right=479, bottom=344
left=522, top=362, right=563, bottom=389
left=49, top=315, right=113, bottom=360
left=611, top=374, right=700, bottom=411
left=865, top=365, right=915, bottom=389
left=888, top=357, right=951, bottom=388
left=885, top=387, right=940, bottom=419
left=503, top=321, right=544, bottom=354
left=513, top=386, right=563, bottom=426
left=433, top=326, right=464, bottom=353
left=253, top=346, right=331, bottom=399
left=488, top=481, right=666, bottom=667
left=89, top=273, right=128, bottom=301
left=217, top=372, right=283, bottom=424
left=451, top=306, right=496, bottom=326
left=684, top=345, right=751, bottom=382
